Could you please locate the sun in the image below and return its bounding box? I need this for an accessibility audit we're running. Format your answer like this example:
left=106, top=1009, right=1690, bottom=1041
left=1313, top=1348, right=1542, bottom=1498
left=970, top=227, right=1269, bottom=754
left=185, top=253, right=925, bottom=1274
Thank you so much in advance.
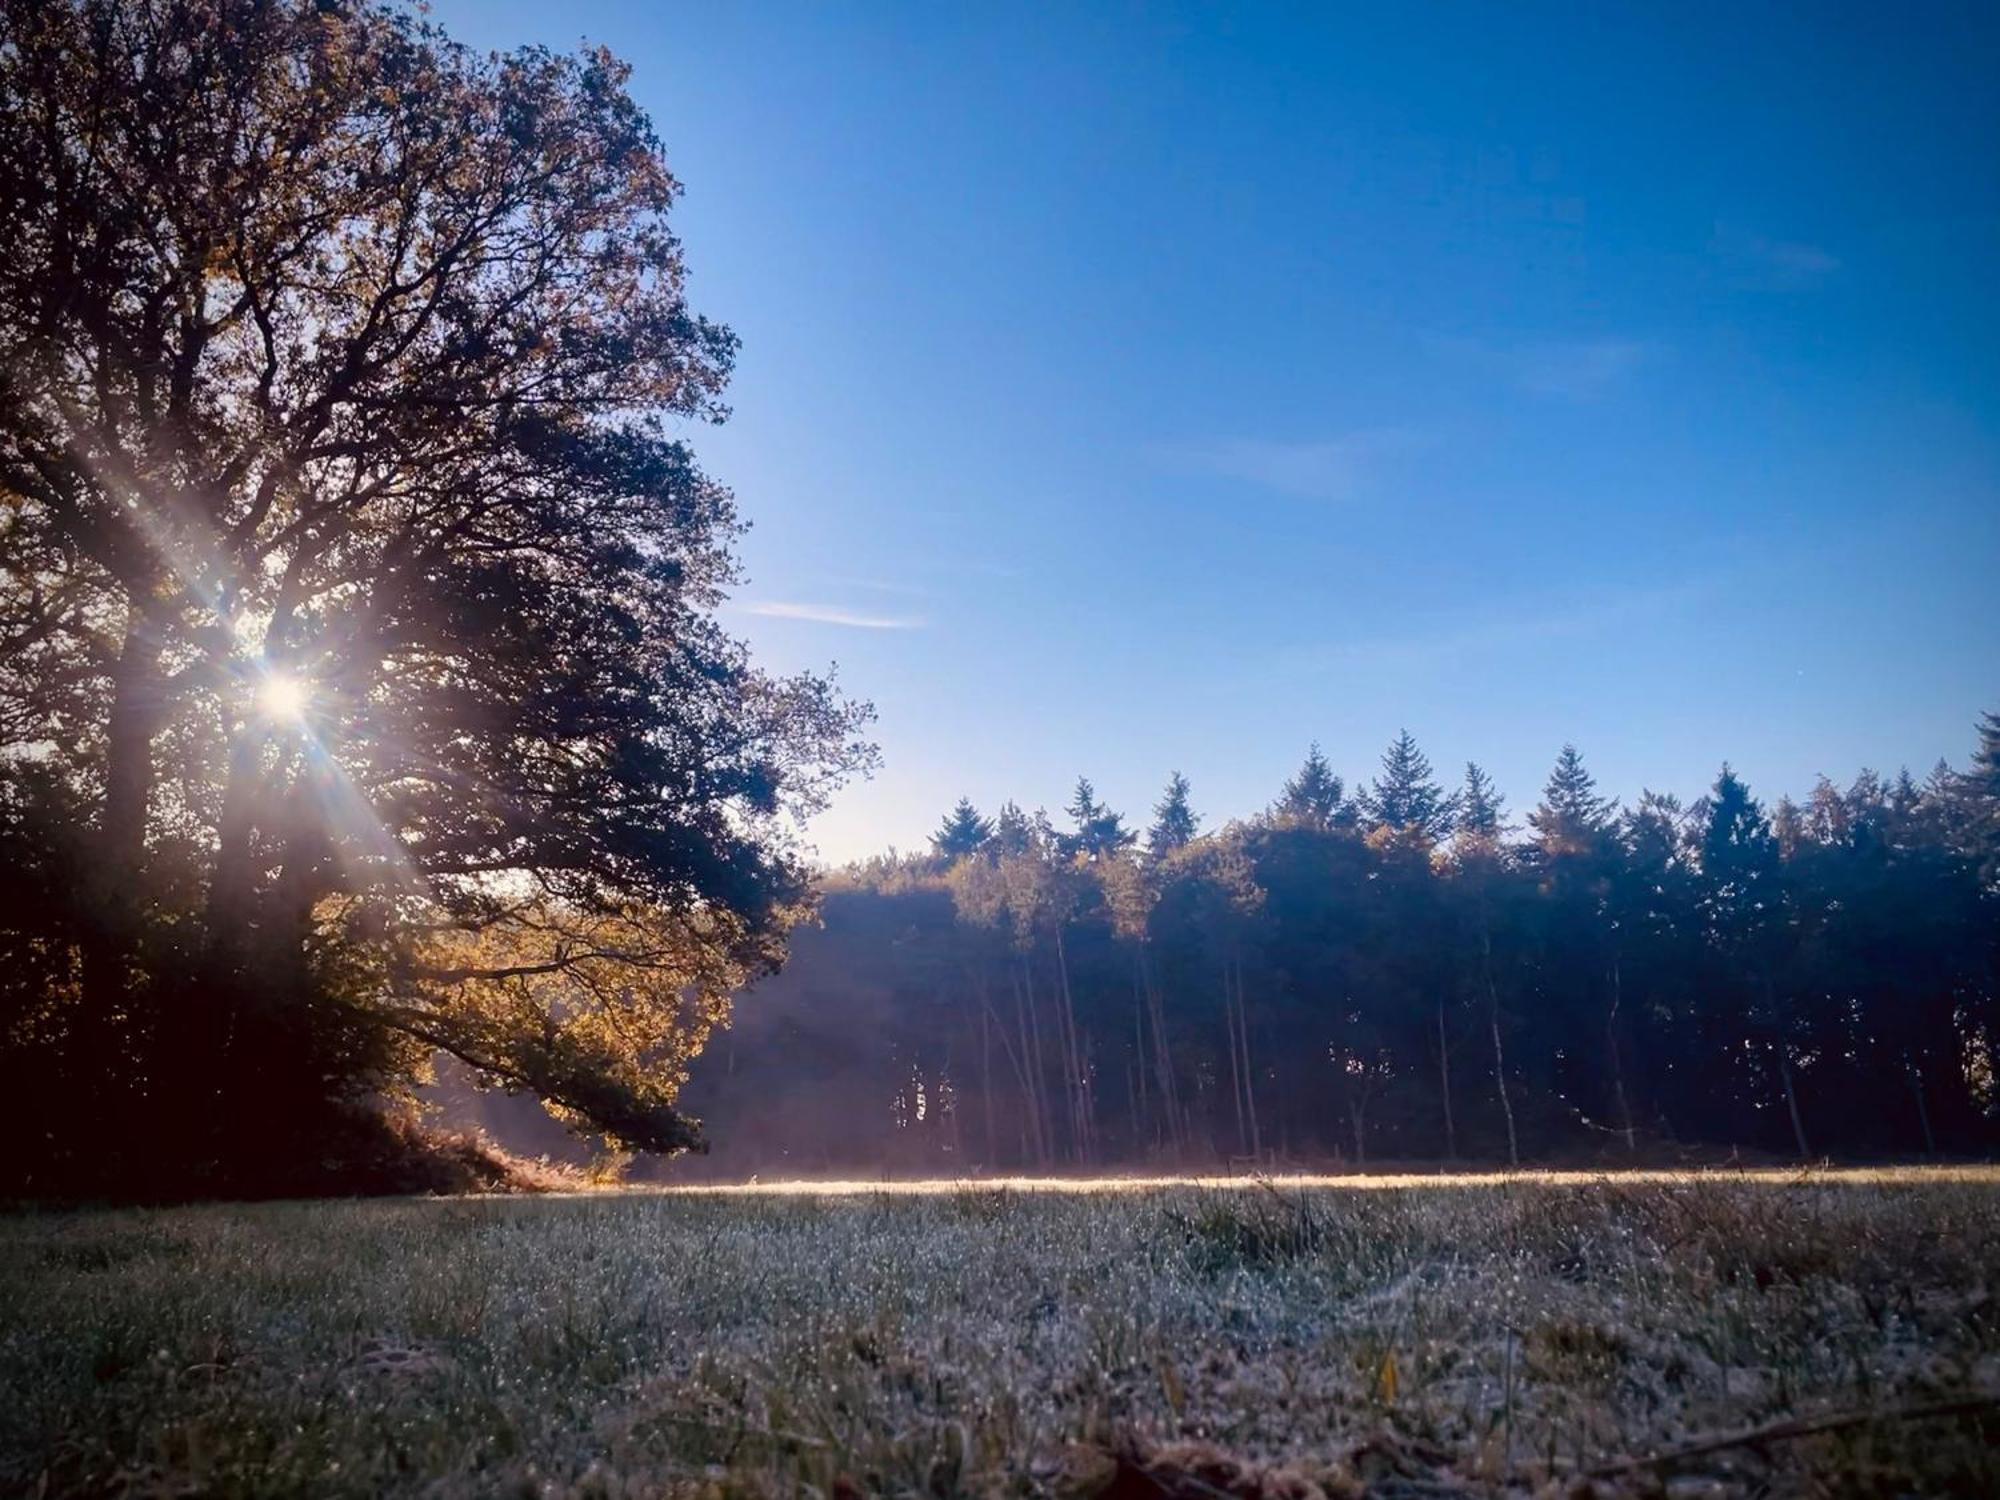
left=257, top=671, right=309, bottom=724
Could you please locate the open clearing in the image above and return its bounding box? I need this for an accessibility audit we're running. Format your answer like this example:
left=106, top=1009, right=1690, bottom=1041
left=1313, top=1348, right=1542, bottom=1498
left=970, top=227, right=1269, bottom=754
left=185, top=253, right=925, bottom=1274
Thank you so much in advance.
left=5, top=1168, right=1999, bottom=1497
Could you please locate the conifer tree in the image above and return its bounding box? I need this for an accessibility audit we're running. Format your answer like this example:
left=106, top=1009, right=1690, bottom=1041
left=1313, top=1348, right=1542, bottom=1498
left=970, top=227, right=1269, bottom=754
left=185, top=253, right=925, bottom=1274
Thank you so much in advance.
left=1957, top=709, right=2000, bottom=878
left=991, top=801, right=1036, bottom=857
left=1147, top=772, right=1200, bottom=859
left=1529, top=744, right=1617, bottom=856
left=1273, top=744, right=1346, bottom=830
left=931, top=798, right=994, bottom=862
left=1061, top=777, right=1136, bottom=861
left=1458, top=762, right=1507, bottom=843
left=1359, top=730, right=1459, bottom=845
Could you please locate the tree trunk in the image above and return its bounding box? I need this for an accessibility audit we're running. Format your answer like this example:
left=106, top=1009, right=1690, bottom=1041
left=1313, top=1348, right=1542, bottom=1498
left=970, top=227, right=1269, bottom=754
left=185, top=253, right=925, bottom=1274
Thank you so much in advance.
left=1020, top=960, right=1054, bottom=1166
left=1908, top=1056, right=1937, bottom=1157
left=205, top=727, right=265, bottom=949
left=1131, top=960, right=1148, bottom=1150
left=1223, top=961, right=1246, bottom=1156
left=1234, top=955, right=1262, bottom=1161
left=79, top=619, right=166, bottom=1045
left=1483, top=924, right=1519, bottom=1167
left=1437, top=998, right=1457, bottom=1159
left=978, top=978, right=996, bottom=1166
left=1777, top=1046, right=1812, bottom=1160
left=1608, top=956, right=1636, bottom=1154
left=1141, top=949, right=1181, bottom=1156
left=1052, top=924, right=1090, bottom=1162
left=1010, top=966, right=1048, bottom=1166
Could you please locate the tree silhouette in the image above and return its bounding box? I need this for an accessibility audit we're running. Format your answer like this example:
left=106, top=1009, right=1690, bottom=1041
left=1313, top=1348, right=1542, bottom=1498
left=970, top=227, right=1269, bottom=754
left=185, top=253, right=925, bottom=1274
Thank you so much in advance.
left=1530, top=744, right=1618, bottom=856
left=1359, top=730, right=1459, bottom=847
left=932, top=798, right=994, bottom=862
left=1147, top=772, right=1200, bottom=859
left=1061, top=777, right=1137, bottom=861
left=0, top=0, right=871, bottom=1191
left=1274, top=744, right=1347, bottom=830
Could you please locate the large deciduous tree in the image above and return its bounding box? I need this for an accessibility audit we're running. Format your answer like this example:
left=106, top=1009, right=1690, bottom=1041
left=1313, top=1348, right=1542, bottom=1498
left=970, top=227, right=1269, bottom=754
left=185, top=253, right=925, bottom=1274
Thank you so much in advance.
left=0, top=0, right=871, bottom=1192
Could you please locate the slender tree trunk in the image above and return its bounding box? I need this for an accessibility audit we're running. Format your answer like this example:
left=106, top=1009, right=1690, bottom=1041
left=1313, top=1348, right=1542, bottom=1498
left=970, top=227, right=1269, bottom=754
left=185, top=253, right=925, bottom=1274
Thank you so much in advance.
left=1483, top=923, right=1519, bottom=1167
left=1608, top=956, right=1636, bottom=1154
left=1223, top=961, right=1246, bottom=1157
left=1021, top=959, right=1054, bottom=1165
left=1053, top=924, right=1090, bottom=1162
left=981, top=980, right=1033, bottom=1168
left=1224, top=952, right=1256, bottom=1160
left=1131, top=959, right=1148, bottom=1150
left=1141, top=949, right=1181, bottom=1156
left=1777, top=1046, right=1811, bottom=1160
left=1908, top=1055, right=1938, bottom=1157
left=1011, top=966, right=1048, bottom=1166
left=1437, top=998, right=1457, bottom=1159
left=1765, top=977, right=1811, bottom=1160
left=978, top=977, right=996, bottom=1166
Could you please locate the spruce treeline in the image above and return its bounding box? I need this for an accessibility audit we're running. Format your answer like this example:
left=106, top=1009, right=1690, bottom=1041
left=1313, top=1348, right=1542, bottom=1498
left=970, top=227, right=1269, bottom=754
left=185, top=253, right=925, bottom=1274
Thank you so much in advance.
left=684, top=716, right=2000, bottom=1171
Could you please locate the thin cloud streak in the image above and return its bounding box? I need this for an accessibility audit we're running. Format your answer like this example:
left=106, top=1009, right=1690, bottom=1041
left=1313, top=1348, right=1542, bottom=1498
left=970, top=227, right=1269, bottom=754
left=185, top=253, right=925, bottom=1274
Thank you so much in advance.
left=1294, top=579, right=1714, bottom=673
left=1157, top=429, right=1425, bottom=501
left=1710, top=224, right=1841, bottom=284
left=1427, top=335, right=1653, bottom=400
left=741, top=601, right=927, bottom=630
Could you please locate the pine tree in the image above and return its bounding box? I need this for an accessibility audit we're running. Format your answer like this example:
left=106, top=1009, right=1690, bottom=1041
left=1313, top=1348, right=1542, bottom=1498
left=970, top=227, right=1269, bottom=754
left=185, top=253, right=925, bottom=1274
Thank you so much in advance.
left=1529, top=744, right=1617, bottom=856
left=1700, top=765, right=1776, bottom=892
left=1359, top=730, right=1459, bottom=845
left=1458, top=762, right=1507, bottom=842
left=991, top=800, right=1036, bottom=857
left=1772, top=796, right=1806, bottom=860
left=930, top=798, right=994, bottom=862
left=1957, top=709, right=2000, bottom=877
left=1061, top=778, right=1136, bottom=861
left=1147, top=772, right=1200, bottom=859
left=1273, top=744, right=1346, bottom=830
left=1696, top=765, right=1808, bottom=1157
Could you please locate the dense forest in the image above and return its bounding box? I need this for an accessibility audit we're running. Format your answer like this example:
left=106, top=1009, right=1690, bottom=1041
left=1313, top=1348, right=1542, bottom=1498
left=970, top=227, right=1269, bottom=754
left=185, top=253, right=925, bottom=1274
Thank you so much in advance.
left=677, top=720, right=2000, bottom=1174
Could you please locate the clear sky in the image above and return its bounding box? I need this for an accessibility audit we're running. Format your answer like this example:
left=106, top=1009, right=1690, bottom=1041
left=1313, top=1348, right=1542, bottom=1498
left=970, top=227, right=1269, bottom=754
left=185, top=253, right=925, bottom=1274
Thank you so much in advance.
left=432, top=1, right=1998, bottom=864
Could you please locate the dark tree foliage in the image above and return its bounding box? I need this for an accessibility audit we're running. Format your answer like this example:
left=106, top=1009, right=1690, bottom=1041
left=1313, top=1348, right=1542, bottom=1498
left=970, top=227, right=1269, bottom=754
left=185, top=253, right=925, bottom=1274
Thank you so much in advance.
left=1530, top=744, right=1618, bottom=856
left=931, top=798, right=993, bottom=862
left=1146, top=772, right=1199, bottom=859
left=1060, top=777, right=1136, bottom=862
left=0, top=0, right=870, bottom=1197
left=1459, top=762, right=1506, bottom=840
left=1359, top=730, right=1459, bottom=847
left=1274, top=743, right=1347, bottom=831
left=675, top=717, right=2000, bottom=1177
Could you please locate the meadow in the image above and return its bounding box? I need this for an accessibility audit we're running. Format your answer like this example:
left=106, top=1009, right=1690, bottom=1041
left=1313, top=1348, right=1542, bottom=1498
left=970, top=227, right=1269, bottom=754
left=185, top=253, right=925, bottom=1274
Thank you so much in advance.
left=4, top=1169, right=1999, bottom=1497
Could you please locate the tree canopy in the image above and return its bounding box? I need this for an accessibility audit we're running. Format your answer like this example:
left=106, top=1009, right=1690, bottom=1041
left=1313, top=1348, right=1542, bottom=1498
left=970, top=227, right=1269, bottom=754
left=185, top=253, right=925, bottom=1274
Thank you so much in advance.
left=676, top=719, right=2000, bottom=1176
left=0, top=0, right=871, bottom=1195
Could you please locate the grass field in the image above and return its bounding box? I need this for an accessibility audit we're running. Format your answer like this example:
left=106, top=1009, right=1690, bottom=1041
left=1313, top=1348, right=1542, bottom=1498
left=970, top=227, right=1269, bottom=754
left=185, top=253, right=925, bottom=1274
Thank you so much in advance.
left=5, top=1169, right=1999, bottom=1497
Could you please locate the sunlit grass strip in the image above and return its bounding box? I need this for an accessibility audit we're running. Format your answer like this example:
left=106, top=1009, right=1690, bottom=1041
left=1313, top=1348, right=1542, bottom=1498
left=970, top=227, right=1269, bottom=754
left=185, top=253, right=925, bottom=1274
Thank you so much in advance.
left=648, top=1163, right=2000, bottom=1195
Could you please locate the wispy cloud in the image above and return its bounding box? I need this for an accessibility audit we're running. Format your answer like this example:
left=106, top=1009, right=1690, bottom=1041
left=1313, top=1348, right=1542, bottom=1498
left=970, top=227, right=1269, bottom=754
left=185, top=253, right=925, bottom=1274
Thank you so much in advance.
left=1156, top=429, right=1423, bottom=501
left=1297, top=579, right=1713, bottom=672
left=821, top=575, right=934, bottom=599
left=1710, top=224, right=1841, bottom=285
left=1428, top=334, right=1653, bottom=401
left=741, top=601, right=926, bottom=630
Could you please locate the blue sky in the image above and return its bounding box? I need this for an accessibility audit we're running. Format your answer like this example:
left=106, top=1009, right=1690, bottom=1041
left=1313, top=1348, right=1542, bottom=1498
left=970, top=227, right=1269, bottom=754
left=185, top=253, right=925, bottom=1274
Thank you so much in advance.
left=434, top=1, right=1998, bottom=863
